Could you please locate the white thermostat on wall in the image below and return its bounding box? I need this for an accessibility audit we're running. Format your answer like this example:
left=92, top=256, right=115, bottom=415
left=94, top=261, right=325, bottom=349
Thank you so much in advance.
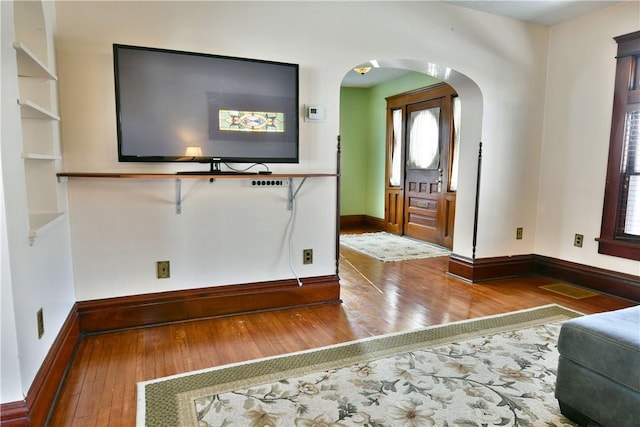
left=305, top=105, right=326, bottom=122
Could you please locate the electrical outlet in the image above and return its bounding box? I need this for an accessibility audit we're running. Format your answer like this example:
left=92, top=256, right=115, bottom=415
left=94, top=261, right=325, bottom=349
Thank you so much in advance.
left=574, top=234, right=584, bottom=248
left=249, top=179, right=290, bottom=188
left=157, top=261, right=170, bottom=278
left=516, top=227, right=523, bottom=240
left=303, top=249, right=313, bottom=265
left=36, top=308, right=44, bottom=339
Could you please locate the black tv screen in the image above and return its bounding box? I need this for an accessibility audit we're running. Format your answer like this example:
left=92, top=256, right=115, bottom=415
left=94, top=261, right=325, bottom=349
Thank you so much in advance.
left=113, top=44, right=299, bottom=166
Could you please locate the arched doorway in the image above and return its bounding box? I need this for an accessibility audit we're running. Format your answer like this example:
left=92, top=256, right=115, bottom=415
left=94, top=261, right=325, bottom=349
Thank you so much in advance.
left=339, top=59, right=483, bottom=258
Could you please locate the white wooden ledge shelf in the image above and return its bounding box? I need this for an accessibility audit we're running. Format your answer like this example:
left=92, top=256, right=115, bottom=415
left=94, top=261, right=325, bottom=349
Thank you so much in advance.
left=14, top=42, right=57, bottom=80
left=18, top=99, right=60, bottom=121
left=22, top=152, right=61, bottom=160
left=28, top=212, right=66, bottom=246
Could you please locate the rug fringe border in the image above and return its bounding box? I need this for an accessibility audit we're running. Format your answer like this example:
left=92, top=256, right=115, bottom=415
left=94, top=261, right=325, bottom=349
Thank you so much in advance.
left=139, top=303, right=580, bottom=387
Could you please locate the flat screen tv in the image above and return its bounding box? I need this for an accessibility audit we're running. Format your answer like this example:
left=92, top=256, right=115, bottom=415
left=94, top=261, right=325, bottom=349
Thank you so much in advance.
left=113, top=44, right=299, bottom=173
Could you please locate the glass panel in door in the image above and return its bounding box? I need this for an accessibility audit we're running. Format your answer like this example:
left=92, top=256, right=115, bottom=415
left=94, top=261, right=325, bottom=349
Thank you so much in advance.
left=408, top=107, right=440, bottom=170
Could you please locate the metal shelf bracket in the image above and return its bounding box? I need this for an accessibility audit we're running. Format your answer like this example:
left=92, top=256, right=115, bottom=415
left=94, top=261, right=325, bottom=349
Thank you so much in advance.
left=288, top=177, right=307, bottom=210
left=176, top=178, right=182, bottom=214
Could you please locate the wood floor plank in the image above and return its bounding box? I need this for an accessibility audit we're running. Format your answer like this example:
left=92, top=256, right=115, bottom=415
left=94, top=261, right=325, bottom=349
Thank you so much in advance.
left=47, top=231, right=636, bottom=426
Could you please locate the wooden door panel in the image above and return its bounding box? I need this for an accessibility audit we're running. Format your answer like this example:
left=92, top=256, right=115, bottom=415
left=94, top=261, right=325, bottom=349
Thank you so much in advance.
left=385, top=188, right=403, bottom=234
left=405, top=217, right=436, bottom=240
left=405, top=189, right=440, bottom=241
left=439, top=192, right=456, bottom=249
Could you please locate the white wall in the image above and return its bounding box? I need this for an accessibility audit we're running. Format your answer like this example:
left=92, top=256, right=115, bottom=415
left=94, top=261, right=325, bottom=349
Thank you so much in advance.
left=1, top=0, right=76, bottom=401
left=1, top=3, right=23, bottom=401
left=56, top=1, right=347, bottom=301
left=1, top=0, right=21, bottom=403
left=538, top=2, right=640, bottom=276
left=55, top=1, right=555, bottom=302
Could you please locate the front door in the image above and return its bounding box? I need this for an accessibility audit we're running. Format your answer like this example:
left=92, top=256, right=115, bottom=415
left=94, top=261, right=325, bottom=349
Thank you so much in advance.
left=384, top=84, right=458, bottom=249
left=404, top=99, right=446, bottom=242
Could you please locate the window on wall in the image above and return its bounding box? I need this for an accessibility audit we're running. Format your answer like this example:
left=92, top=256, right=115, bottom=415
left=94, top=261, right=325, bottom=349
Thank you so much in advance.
left=450, top=97, right=461, bottom=191
left=390, top=109, right=403, bottom=187
left=598, top=30, right=640, bottom=261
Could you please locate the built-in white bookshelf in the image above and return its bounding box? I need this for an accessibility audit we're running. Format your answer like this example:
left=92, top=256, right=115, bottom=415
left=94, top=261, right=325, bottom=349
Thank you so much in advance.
left=14, top=0, right=66, bottom=245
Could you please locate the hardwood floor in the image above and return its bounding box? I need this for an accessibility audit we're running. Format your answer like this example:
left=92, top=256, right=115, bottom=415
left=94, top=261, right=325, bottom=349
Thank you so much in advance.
left=48, top=230, right=636, bottom=426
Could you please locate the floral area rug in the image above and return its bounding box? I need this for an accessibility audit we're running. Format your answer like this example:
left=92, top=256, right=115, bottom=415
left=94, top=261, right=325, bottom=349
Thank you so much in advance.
left=137, top=304, right=582, bottom=426
left=339, top=232, right=450, bottom=262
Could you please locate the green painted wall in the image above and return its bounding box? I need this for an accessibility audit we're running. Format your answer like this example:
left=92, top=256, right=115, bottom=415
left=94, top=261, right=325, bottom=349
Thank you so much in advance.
left=339, top=72, right=442, bottom=219
left=339, top=87, right=370, bottom=215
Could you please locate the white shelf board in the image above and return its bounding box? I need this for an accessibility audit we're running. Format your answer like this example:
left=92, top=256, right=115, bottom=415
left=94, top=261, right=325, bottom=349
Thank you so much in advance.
left=14, top=42, right=57, bottom=80
left=28, top=212, right=66, bottom=246
left=22, top=152, right=61, bottom=160
left=18, top=99, right=60, bottom=120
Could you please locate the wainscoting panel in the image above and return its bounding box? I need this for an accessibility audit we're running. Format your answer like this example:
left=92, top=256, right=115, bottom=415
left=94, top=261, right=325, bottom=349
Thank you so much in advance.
left=448, top=253, right=639, bottom=302
left=448, top=254, right=536, bottom=282
left=534, top=256, right=640, bottom=302
left=0, top=401, right=28, bottom=427
left=77, top=275, right=341, bottom=334
left=339, top=215, right=386, bottom=231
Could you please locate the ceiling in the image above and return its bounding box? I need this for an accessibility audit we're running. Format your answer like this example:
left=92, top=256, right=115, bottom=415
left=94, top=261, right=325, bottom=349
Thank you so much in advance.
left=342, top=0, right=622, bottom=88
left=444, top=0, right=621, bottom=26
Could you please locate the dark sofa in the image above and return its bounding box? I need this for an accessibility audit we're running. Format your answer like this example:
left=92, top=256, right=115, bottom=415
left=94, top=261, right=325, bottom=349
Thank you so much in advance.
left=555, top=305, right=640, bottom=426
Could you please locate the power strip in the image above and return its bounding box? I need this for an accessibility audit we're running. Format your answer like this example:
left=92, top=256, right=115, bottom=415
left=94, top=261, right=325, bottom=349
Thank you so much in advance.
left=248, top=178, right=290, bottom=188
